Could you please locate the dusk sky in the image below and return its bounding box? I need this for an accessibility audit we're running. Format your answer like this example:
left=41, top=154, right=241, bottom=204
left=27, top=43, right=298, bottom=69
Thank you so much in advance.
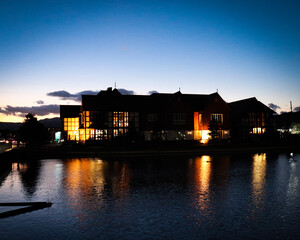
left=0, top=0, right=299, bottom=122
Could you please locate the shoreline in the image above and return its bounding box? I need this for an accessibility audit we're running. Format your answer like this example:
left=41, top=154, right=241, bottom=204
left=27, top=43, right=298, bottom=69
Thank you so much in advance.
left=1, top=143, right=300, bottom=162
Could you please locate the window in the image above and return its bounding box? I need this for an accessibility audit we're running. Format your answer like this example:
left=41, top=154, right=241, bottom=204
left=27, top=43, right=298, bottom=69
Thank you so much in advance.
left=211, top=114, right=223, bottom=123
left=113, top=112, right=129, bottom=128
left=147, top=113, right=158, bottom=122
left=84, top=111, right=91, bottom=128
left=250, top=113, right=265, bottom=127
left=94, top=129, right=108, bottom=140
left=199, top=114, right=202, bottom=125
left=63, top=117, right=79, bottom=140
left=252, top=127, right=266, bottom=134
left=173, top=113, right=186, bottom=125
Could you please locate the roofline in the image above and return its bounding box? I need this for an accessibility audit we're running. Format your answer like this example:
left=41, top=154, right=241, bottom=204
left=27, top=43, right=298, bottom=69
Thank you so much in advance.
left=228, top=97, right=257, bottom=105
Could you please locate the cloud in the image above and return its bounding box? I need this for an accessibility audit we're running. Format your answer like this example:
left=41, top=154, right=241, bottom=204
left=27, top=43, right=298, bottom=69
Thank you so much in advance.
left=47, top=89, right=136, bottom=101
left=77, top=90, right=99, bottom=95
left=268, top=103, right=281, bottom=111
left=148, top=90, right=159, bottom=95
left=36, top=100, right=44, bottom=104
left=47, top=90, right=78, bottom=101
left=0, top=104, right=60, bottom=117
left=47, top=90, right=99, bottom=102
left=294, top=106, right=300, bottom=112
left=117, top=88, right=135, bottom=95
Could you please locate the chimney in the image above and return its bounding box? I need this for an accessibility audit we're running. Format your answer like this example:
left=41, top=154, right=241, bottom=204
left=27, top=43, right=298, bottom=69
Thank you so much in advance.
left=107, top=87, right=112, bottom=92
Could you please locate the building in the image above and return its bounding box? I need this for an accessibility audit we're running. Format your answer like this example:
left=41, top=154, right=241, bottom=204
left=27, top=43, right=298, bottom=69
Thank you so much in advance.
left=276, top=111, right=300, bottom=135
left=60, top=88, right=231, bottom=143
left=228, top=97, right=275, bottom=141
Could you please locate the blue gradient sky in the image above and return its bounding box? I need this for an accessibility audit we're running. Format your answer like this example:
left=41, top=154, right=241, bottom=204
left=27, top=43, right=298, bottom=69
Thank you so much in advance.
left=0, top=0, right=299, bottom=121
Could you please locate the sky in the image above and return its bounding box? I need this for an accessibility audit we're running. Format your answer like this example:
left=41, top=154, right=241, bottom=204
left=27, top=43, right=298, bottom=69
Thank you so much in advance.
left=0, top=0, right=299, bottom=122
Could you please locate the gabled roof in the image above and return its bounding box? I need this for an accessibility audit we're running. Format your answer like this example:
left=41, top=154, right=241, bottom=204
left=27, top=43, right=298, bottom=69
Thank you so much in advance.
left=149, top=91, right=218, bottom=110
left=68, top=88, right=229, bottom=113
left=228, top=97, right=275, bottom=114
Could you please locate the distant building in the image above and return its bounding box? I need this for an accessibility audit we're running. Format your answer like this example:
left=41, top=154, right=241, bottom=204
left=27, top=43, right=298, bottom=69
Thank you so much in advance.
left=276, top=111, right=300, bottom=135
left=228, top=97, right=275, bottom=141
left=60, top=87, right=231, bottom=143
left=60, top=105, right=81, bottom=141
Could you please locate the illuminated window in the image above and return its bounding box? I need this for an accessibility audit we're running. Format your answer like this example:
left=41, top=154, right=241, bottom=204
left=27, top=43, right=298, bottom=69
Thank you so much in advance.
left=252, top=127, right=265, bottom=134
left=199, top=114, right=202, bottom=125
left=119, top=129, right=124, bottom=135
left=113, top=112, right=129, bottom=129
left=63, top=117, right=80, bottom=141
left=94, top=129, right=108, bottom=140
left=211, top=114, right=223, bottom=123
left=114, top=129, right=118, bottom=137
left=173, top=113, right=186, bottom=125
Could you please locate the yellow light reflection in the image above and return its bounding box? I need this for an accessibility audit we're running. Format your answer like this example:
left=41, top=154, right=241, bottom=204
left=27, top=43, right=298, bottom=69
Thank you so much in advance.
left=194, top=155, right=212, bottom=212
left=63, top=158, right=131, bottom=221
left=252, top=153, right=267, bottom=210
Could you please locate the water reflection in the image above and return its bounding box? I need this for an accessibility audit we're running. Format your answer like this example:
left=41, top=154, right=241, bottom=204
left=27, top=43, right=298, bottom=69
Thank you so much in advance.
left=193, top=155, right=212, bottom=213
left=63, top=158, right=131, bottom=221
left=17, top=162, right=41, bottom=198
left=1, top=154, right=300, bottom=239
left=287, top=159, right=299, bottom=202
left=252, top=153, right=267, bottom=210
left=212, top=155, right=230, bottom=187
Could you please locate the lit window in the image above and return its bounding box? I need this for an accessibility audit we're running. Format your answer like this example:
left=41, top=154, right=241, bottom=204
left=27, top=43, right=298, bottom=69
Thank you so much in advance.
left=252, top=127, right=265, bottom=134
left=63, top=117, right=80, bottom=140
left=114, top=129, right=118, bottom=137
left=199, top=114, right=202, bottom=125
left=113, top=112, right=129, bottom=129
left=211, top=114, right=223, bottom=123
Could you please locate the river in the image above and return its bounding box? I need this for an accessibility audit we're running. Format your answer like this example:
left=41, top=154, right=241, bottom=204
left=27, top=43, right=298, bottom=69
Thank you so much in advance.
left=0, top=153, right=299, bottom=239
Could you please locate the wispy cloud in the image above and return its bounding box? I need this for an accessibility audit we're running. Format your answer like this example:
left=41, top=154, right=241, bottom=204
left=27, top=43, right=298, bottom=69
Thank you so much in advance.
left=0, top=105, right=60, bottom=117
left=47, top=90, right=99, bottom=101
left=117, top=88, right=135, bottom=95
left=36, top=100, right=44, bottom=104
left=268, top=103, right=281, bottom=111
left=148, top=90, right=159, bottom=95
left=47, top=90, right=81, bottom=101
left=47, top=89, right=135, bottom=101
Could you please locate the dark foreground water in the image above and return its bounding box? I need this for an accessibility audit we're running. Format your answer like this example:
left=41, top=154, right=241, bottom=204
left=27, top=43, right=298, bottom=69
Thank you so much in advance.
left=0, top=153, right=300, bottom=240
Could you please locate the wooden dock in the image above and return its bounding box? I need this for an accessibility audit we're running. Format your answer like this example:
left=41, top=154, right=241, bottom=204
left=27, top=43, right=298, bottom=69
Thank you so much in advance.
left=0, top=202, right=52, bottom=218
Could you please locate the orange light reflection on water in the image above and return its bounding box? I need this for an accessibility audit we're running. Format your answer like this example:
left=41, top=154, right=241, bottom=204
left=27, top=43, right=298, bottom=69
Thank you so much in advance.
left=194, top=155, right=212, bottom=213
left=252, top=153, right=267, bottom=211
left=64, top=158, right=131, bottom=220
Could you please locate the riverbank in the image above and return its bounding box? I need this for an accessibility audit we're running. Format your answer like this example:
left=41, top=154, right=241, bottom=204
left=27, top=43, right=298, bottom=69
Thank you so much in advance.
left=1, top=142, right=300, bottom=162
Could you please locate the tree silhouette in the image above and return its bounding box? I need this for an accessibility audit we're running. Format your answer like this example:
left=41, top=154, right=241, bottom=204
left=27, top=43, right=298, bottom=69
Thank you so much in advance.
left=19, top=113, right=49, bottom=146
left=208, top=120, right=220, bottom=142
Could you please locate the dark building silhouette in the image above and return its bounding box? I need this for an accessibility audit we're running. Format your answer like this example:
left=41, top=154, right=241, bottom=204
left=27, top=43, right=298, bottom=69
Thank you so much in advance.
left=60, top=88, right=231, bottom=143
left=228, top=97, right=275, bottom=141
left=276, top=111, right=300, bottom=135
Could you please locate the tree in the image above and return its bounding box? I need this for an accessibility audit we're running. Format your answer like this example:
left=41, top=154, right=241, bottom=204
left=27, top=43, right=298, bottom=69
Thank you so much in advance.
left=19, top=113, right=49, bottom=146
left=208, top=120, right=220, bottom=142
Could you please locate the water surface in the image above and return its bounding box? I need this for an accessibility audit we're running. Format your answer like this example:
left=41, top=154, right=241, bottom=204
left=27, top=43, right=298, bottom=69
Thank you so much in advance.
left=0, top=153, right=299, bottom=239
